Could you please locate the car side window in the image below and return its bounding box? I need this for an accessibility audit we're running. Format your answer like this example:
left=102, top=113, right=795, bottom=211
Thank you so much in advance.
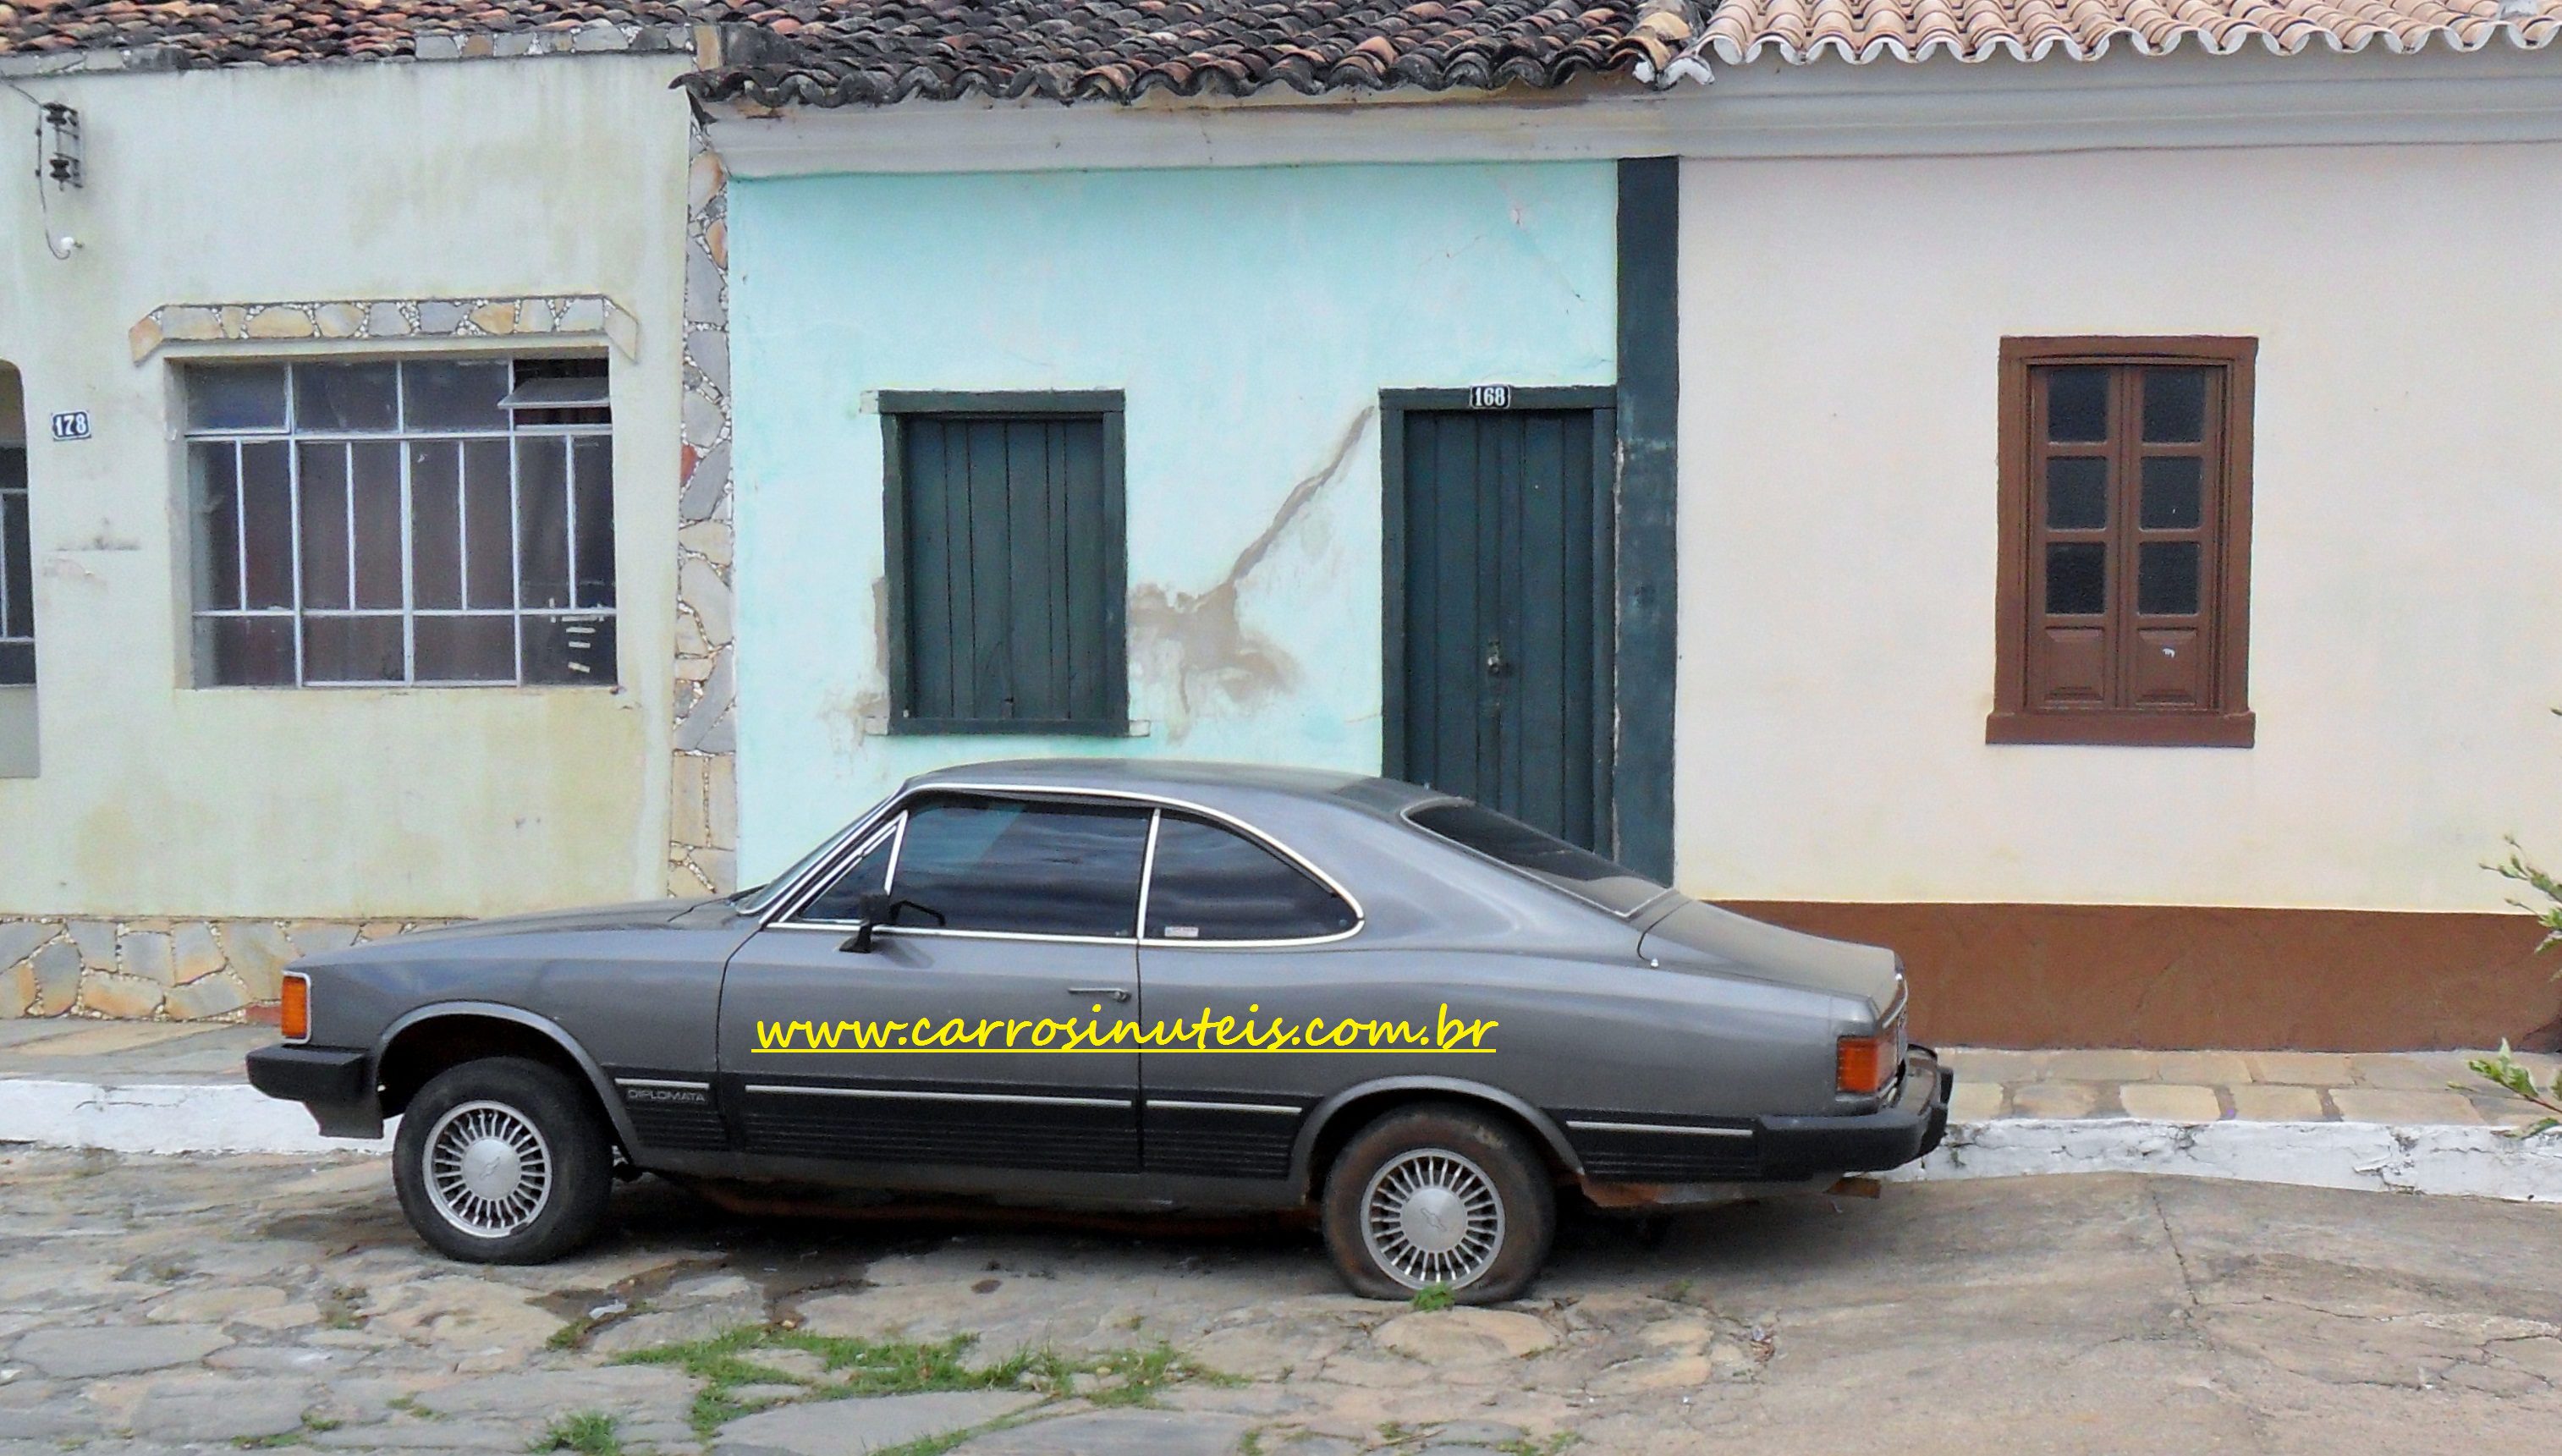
left=1144, top=813, right=1356, bottom=942
left=886, top=794, right=1152, bottom=938
left=796, top=821, right=899, bottom=923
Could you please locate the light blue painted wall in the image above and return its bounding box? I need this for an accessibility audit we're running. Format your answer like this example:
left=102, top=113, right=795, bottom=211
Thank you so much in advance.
left=729, top=162, right=1617, bottom=877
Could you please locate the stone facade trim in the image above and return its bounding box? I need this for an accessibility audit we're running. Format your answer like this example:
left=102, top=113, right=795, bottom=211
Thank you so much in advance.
left=129, top=295, right=641, bottom=365
left=668, top=120, right=739, bottom=897
left=3, top=916, right=449, bottom=1021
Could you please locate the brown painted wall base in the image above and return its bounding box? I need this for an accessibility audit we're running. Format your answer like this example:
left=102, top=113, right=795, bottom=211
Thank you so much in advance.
left=1720, top=901, right=2561, bottom=1052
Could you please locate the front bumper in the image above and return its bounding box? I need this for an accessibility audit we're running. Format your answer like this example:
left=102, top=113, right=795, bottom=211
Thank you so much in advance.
left=1753, top=1045, right=1952, bottom=1181
left=245, top=1045, right=384, bottom=1140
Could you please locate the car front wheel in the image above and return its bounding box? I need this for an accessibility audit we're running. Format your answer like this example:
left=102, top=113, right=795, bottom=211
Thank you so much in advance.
left=1321, top=1103, right=1555, bottom=1302
left=392, top=1057, right=613, bottom=1264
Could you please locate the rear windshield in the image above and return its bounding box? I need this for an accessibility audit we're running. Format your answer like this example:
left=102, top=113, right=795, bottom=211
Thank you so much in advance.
left=1405, top=801, right=1671, bottom=917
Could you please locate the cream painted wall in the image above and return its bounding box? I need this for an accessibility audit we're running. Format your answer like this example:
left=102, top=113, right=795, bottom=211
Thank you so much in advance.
left=1678, top=141, right=2562, bottom=914
left=0, top=56, right=692, bottom=917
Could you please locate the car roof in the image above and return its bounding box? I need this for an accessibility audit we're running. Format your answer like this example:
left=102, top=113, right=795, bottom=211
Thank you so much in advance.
left=901, top=757, right=1440, bottom=821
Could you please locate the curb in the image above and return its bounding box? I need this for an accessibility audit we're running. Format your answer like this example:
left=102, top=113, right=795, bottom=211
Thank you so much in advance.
left=0, top=1080, right=389, bottom=1157
left=5, top=1084, right=2559, bottom=1201
left=1893, top=1117, right=2562, bottom=1202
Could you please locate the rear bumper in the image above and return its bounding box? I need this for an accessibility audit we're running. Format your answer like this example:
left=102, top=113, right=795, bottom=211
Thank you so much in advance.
left=245, top=1045, right=384, bottom=1140
left=1752, top=1046, right=1952, bottom=1181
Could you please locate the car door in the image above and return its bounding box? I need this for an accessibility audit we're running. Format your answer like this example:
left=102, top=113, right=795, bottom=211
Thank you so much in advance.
left=716, top=791, right=1150, bottom=1173
left=1133, top=810, right=1368, bottom=1182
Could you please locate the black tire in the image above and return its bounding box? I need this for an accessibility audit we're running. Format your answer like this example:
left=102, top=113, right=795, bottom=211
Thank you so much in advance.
left=1320, top=1102, right=1555, bottom=1304
left=393, top=1057, right=614, bottom=1265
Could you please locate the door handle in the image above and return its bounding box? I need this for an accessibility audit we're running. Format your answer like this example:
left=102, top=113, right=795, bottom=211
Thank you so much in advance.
left=1483, top=639, right=1514, bottom=678
left=1068, top=986, right=1131, bottom=1003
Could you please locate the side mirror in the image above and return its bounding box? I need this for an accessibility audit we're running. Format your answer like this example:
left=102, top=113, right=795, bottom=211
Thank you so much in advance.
left=838, top=890, right=893, bottom=954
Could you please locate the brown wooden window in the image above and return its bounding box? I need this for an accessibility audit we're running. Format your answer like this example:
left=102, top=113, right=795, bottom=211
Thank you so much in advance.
left=1990, top=338, right=2255, bottom=747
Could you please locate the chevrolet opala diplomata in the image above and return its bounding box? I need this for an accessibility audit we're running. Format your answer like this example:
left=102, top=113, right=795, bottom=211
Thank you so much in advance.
left=249, top=760, right=1949, bottom=1301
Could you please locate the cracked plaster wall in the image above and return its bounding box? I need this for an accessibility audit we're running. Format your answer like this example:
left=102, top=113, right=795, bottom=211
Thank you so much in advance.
left=723, top=162, right=1618, bottom=879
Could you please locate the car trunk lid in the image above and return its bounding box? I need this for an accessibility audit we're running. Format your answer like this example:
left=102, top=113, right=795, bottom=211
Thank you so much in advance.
left=1636, top=898, right=1904, bottom=1015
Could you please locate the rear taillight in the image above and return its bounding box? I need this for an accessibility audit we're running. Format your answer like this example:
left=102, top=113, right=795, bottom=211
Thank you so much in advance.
left=1836, top=1035, right=1890, bottom=1095
left=280, top=972, right=310, bottom=1043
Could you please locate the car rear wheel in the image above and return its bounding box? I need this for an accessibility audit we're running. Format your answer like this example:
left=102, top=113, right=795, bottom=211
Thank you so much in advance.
left=1321, top=1103, right=1554, bottom=1303
left=393, top=1057, right=613, bottom=1264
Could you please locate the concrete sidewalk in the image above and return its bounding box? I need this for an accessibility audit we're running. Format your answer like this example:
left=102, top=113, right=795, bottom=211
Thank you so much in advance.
left=0, top=1019, right=369, bottom=1155
left=1938, top=1044, right=2557, bottom=1129
left=0, top=1019, right=2555, bottom=1196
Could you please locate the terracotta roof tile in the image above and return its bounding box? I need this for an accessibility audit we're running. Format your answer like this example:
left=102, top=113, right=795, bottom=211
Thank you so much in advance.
left=1696, top=0, right=2562, bottom=62
left=0, top=0, right=1693, bottom=102
left=688, top=0, right=1697, bottom=103
left=0, top=0, right=712, bottom=63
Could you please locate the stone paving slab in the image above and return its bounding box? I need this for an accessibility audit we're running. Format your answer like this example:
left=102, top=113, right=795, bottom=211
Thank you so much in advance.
left=714, top=1391, right=1046, bottom=1456
left=949, top=1409, right=1255, bottom=1455
left=7, top=1153, right=2562, bottom=1453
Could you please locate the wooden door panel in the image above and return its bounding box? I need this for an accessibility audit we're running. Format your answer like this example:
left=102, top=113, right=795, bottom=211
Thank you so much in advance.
left=2130, top=627, right=2207, bottom=707
left=2033, top=626, right=2109, bottom=708
left=1397, top=408, right=1609, bottom=849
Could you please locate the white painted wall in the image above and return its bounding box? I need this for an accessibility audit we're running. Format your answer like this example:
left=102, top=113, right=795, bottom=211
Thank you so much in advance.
left=0, top=56, right=693, bottom=918
left=1678, top=138, right=2562, bottom=913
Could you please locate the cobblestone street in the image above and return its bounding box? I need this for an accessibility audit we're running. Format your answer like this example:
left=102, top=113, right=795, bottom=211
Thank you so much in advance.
left=3, top=1150, right=2561, bottom=1453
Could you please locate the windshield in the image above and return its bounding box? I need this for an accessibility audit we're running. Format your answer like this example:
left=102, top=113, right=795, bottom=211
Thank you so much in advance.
left=1405, top=800, right=1673, bottom=917
left=730, top=818, right=875, bottom=915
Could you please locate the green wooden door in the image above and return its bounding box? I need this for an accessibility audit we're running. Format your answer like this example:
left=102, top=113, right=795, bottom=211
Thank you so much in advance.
left=1389, top=401, right=1614, bottom=852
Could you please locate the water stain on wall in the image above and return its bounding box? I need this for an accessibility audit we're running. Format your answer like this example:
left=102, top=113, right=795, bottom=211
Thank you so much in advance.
left=1131, top=408, right=1374, bottom=740
left=822, top=575, right=893, bottom=763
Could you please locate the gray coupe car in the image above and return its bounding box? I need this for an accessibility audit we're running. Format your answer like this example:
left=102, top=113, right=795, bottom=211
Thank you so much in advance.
left=249, top=760, right=1949, bottom=1301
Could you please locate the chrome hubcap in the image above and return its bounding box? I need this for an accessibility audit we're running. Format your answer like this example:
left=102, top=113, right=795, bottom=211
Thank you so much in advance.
left=1361, top=1148, right=1505, bottom=1290
left=424, top=1100, right=552, bottom=1238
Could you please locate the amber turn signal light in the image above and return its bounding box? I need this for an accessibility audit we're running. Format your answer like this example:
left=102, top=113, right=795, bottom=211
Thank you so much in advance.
left=1836, top=1035, right=1890, bottom=1095
left=280, top=972, right=310, bottom=1042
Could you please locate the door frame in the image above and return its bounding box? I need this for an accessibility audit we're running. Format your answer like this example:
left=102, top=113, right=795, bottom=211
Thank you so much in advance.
left=1379, top=386, right=1619, bottom=857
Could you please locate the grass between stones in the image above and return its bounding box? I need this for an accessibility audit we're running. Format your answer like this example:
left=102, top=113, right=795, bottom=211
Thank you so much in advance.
left=615, top=1324, right=1235, bottom=1438
left=531, top=1411, right=624, bottom=1455
left=230, top=1414, right=344, bottom=1449
left=547, top=1304, right=639, bottom=1351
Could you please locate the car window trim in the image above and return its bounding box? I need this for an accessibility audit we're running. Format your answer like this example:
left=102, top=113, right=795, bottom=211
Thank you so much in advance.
left=784, top=794, right=1152, bottom=942
left=1134, top=809, right=1163, bottom=943
left=761, top=781, right=1365, bottom=948
left=742, top=802, right=904, bottom=922
left=776, top=816, right=905, bottom=929
left=1137, top=806, right=1365, bottom=950
left=1399, top=797, right=1677, bottom=921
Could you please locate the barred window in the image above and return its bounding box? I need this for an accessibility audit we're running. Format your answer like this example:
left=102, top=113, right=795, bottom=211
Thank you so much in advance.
left=1, top=441, right=29, bottom=685
left=185, top=357, right=615, bottom=687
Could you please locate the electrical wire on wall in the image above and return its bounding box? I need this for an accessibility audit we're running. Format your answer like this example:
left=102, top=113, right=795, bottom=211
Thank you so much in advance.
left=3, top=80, right=78, bottom=261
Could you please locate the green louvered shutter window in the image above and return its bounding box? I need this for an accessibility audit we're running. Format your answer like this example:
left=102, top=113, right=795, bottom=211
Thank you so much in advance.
left=882, top=393, right=1127, bottom=735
